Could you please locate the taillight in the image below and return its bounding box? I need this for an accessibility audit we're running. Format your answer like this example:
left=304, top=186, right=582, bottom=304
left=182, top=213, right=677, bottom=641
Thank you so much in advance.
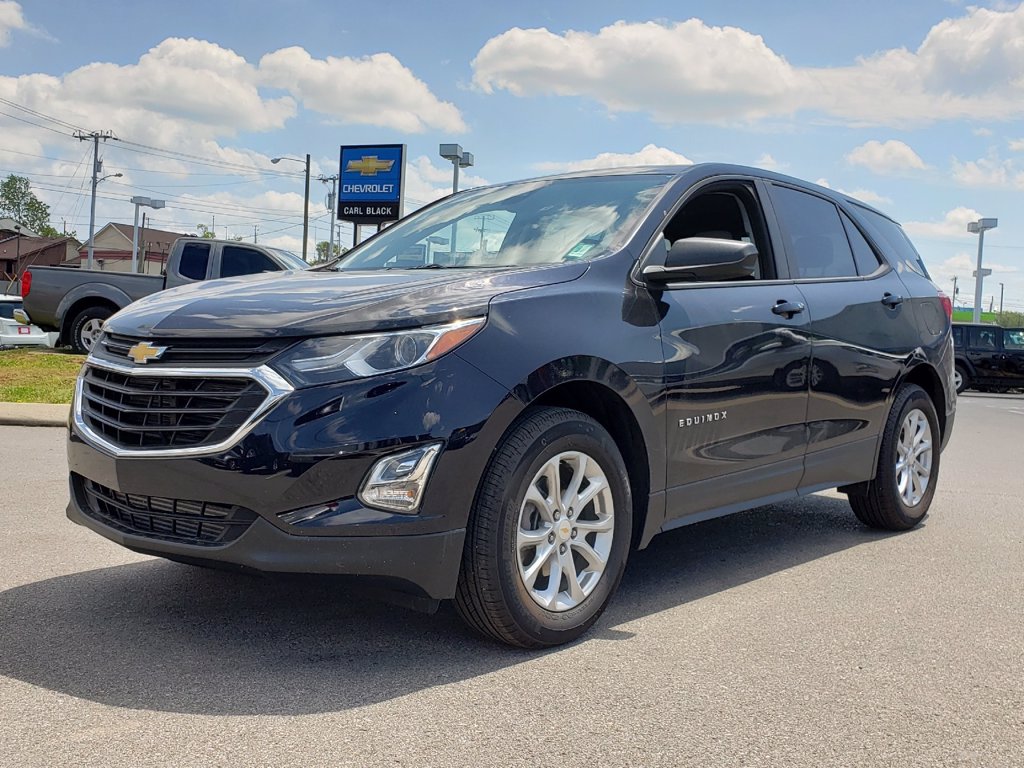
left=21, top=270, right=31, bottom=299
left=937, top=290, right=952, bottom=320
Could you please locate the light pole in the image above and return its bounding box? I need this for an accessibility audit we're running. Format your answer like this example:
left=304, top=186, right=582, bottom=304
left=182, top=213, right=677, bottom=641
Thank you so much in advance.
left=967, top=217, right=997, bottom=323
left=439, top=144, right=474, bottom=193
left=130, top=196, right=165, bottom=273
left=85, top=172, right=123, bottom=270
left=272, top=154, right=311, bottom=261
left=951, top=276, right=958, bottom=306
left=999, top=282, right=1005, bottom=317
left=319, top=174, right=339, bottom=258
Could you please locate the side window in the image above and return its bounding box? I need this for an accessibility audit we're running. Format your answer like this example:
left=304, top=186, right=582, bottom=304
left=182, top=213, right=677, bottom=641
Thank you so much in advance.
left=951, top=326, right=964, bottom=347
left=770, top=185, right=858, bottom=279
left=178, top=242, right=210, bottom=281
left=1003, top=329, right=1024, bottom=351
left=841, top=212, right=882, bottom=276
left=220, top=246, right=280, bottom=278
left=851, top=206, right=931, bottom=278
left=660, top=185, right=774, bottom=279
left=968, top=326, right=998, bottom=350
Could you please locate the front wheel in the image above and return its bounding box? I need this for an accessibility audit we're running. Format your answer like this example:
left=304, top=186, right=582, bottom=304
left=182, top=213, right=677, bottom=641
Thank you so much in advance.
left=455, top=407, right=632, bottom=648
left=848, top=384, right=940, bottom=531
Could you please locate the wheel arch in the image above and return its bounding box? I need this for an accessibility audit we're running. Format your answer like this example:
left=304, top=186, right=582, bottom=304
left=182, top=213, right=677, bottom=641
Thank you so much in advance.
left=898, top=361, right=948, bottom=441
left=506, top=358, right=660, bottom=550
left=57, top=287, right=129, bottom=343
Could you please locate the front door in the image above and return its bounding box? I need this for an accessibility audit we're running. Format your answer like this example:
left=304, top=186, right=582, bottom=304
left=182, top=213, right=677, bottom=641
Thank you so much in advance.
left=650, top=179, right=812, bottom=522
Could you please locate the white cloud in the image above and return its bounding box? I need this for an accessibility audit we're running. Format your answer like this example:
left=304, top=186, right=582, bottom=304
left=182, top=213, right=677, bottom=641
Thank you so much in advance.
left=951, top=153, right=1024, bottom=188
left=845, top=140, right=928, bottom=174
left=0, top=1, right=26, bottom=46
left=1009, top=138, right=1024, bottom=151
left=472, top=6, right=1024, bottom=127
left=903, top=207, right=983, bottom=239
left=534, top=144, right=693, bottom=173
left=974, top=127, right=994, bottom=137
left=403, top=156, right=489, bottom=207
left=812, top=178, right=889, bottom=206
left=755, top=153, right=785, bottom=171
left=258, top=48, right=465, bottom=134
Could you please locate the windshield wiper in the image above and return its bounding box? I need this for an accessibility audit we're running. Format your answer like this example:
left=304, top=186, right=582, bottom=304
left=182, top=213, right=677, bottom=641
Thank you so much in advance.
left=409, top=263, right=452, bottom=269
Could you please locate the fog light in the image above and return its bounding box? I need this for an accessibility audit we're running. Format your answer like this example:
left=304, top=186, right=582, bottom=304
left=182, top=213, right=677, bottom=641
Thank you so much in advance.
left=358, top=442, right=442, bottom=514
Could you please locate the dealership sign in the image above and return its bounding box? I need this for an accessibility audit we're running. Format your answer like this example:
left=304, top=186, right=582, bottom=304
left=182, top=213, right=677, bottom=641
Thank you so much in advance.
left=337, top=144, right=405, bottom=224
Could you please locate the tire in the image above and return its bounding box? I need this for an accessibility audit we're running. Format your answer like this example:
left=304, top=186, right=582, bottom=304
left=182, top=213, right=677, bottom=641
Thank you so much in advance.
left=68, top=306, right=113, bottom=354
left=848, top=384, right=940, bottom=531
left=953, top=364, right=970, bottom=395
left=455, top=407, right=632, bottom=648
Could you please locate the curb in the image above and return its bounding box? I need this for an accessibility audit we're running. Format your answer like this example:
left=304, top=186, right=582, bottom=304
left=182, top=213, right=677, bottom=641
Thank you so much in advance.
left=0, top=402, right=70, bottom=428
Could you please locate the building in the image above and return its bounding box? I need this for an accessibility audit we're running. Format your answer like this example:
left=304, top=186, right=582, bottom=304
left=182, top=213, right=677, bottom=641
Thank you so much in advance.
left=0, top=226, right=80, bottom=296
left=75, top=222, right=187, bottom=273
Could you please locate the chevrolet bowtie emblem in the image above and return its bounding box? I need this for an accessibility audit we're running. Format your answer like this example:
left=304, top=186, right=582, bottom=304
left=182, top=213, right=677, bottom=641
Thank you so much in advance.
left=127, top=341, right=168, bottom=364
left=345, top=155, right=395, bottom=176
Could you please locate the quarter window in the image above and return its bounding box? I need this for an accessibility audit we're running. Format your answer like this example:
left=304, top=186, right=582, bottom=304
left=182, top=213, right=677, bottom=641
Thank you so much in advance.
left=1004, top=329, right=1024, bottom=350
left=178, top=243, right=210, bottom=281
left=771, top=185, right=858, bottom=279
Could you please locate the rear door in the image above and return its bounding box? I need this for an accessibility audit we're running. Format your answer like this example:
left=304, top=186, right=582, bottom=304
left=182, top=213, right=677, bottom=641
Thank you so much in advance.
left=645, top=177, right=812, bottom=521
left=765, top=182, right=922, bottom=489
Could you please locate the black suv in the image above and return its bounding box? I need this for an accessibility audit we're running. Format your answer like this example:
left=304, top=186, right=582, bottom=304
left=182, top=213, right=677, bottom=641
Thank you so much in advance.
left=66, top=164, right=956, bottom=647
left=952, top=322, right=1024, bottom=393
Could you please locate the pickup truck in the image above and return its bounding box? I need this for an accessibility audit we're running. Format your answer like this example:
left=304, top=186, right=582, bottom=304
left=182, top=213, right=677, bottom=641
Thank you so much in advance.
left=19, top=237, right=308, bottom=352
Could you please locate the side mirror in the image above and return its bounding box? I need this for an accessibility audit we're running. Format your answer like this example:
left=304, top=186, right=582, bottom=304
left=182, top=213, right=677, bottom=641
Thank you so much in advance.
left=643, top=237, right=758, bottom=282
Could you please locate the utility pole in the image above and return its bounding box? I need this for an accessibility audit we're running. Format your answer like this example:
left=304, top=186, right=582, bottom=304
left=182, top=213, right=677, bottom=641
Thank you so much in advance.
left=320, top=174, right=338, bottom=259
left=254, top=224, right=258, bottom=243
left=952, top=276, right=958, bottom=303
left=74, top=130, right=117, bottom=270
left=999, top=282, right=1005, bottom=317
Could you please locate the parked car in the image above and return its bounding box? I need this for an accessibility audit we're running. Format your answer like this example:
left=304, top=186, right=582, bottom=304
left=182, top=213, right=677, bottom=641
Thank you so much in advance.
left=951, top=322, right=1024, bottom=393
left=65, top=164, right=955, bottom=648
left=0, top=295, right=57, bottom=349
left=19, top=238, right=308, bottom=354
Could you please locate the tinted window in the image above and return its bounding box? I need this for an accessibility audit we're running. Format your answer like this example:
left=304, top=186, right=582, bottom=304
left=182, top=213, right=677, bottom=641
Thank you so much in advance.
left=221, top=246, right=279, bottom=278
left=178, top=243, right=210, bottom=281
left=841, top=212, right=882, bottom=276
left=771, top=185, right=857, bottom=279
left=952, top=326, right=964, bottom=346
left=968, top=326, right=999, bottom=350
left=0, top=302, right=21, bottom=319
left=1004, top=329, right=1024, bottom=350
left=852, top=206, right=931, bottom=278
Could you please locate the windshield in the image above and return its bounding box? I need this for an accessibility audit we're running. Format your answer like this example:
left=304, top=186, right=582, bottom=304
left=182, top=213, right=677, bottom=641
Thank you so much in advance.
left=336, top=174, right=671, bottom=271
left=269, top=247, right=310, bottom=270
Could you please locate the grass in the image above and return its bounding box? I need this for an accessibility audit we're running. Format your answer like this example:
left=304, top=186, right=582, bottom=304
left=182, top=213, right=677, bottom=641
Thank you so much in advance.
left=0, top=348, right=85, bottom=404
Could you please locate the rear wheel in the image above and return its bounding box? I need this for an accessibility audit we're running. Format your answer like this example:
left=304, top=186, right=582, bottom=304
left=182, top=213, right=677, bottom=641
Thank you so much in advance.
left=953, top=364, right=970, bottom=395
left=848, top=384, right=939, bottom=531
left=455, top=407, right=632, bottom=648
left=68, top=306, right=112, bottom=354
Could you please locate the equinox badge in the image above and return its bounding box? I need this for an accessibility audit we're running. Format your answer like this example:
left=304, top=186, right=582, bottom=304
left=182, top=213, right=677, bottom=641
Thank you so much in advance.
left=127, top=341, right=168, bottom=364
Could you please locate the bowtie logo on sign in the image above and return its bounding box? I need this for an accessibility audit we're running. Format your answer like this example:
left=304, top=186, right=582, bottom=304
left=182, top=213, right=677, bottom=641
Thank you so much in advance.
left=345, top=156, right=395, bottom=176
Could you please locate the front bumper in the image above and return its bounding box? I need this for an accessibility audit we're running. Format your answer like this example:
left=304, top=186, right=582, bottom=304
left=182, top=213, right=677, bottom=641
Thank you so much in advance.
left=66, top=490, right=465, bottom=599
left=67, top=353, right=518, bottom=600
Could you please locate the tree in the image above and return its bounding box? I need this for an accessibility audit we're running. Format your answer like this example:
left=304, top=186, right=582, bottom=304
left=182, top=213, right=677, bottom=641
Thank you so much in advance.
left=0, top=174, right=52, bottom=234
left=316, top=241, right=347, bottom=261
left=195, top=224, right=217, bottom=239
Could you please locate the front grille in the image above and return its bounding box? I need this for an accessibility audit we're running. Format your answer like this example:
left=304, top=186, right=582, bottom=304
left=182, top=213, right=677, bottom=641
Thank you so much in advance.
left=80, top=365, right=269, bottom=450
left=99, top=333, right=292, bottom=366
left=76, top=475, right=256, bottom=546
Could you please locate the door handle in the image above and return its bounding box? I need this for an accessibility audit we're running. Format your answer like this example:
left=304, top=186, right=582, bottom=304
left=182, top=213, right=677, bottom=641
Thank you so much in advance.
left=772, top=300, right=805, bottom=318
left=881, top=293, right=904, bottom=308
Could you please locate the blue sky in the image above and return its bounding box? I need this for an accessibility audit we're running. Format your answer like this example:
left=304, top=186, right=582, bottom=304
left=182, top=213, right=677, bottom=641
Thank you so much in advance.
left=2, top=0, right=1023, bottom=310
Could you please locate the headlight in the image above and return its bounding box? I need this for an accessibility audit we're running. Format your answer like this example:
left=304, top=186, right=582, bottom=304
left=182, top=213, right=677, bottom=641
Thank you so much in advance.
left=272, top=317, right=485, bottom=386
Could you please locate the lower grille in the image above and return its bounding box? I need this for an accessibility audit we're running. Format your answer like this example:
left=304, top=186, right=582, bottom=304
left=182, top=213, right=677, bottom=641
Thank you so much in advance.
left=76, top=475, right=257, bottom=546
left=80, top=364, right=269, bottom=450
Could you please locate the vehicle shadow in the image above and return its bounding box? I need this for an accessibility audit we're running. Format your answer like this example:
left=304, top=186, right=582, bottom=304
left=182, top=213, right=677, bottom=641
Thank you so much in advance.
left=0, top=494, right=904, bottom=715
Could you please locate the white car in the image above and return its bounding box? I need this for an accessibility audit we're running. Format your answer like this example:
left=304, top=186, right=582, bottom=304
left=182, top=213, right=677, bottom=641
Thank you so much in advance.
left=0, top=295, right=57, bottom=348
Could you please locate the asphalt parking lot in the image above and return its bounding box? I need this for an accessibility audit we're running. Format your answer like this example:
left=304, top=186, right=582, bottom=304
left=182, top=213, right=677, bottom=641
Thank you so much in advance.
left=1, top=393, right=1022, bottom=767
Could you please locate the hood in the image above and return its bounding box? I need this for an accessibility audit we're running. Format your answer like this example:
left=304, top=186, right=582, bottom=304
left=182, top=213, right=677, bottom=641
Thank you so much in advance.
left=105, top=264, right=588, bottom=338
